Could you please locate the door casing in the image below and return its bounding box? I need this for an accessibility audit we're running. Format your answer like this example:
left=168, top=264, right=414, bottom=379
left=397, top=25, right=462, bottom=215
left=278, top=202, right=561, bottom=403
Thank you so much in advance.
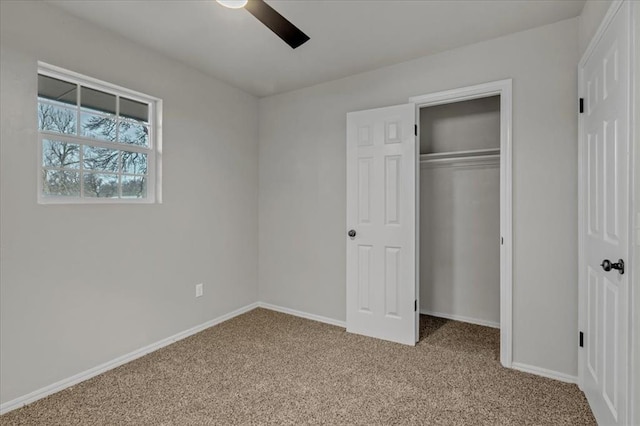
left=409, top=79, right=513, bottom=367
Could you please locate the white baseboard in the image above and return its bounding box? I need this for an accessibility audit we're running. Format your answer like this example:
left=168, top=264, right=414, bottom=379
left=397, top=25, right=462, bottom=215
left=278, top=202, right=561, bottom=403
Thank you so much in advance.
left=420, top=309, right=500, bottom=329
left=258, top=302, right=346, bottom=328
left=511, top=362, right=578, bottom=384
left=0, top=302, right=259, bottom=415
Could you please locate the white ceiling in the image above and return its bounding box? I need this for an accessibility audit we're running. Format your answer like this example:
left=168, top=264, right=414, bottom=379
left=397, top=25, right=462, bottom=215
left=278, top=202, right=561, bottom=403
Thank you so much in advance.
left=48, top=0, right=585, bottom=97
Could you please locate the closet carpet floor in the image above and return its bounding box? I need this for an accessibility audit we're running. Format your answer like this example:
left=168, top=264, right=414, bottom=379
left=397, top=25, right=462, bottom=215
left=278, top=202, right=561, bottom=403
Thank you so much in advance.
left=2, top=308, right=595, bottom=425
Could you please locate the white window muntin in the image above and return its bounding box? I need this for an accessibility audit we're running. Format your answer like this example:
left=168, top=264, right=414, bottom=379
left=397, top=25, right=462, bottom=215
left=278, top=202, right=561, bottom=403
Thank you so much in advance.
left=37, top=62, right=161, bottom=204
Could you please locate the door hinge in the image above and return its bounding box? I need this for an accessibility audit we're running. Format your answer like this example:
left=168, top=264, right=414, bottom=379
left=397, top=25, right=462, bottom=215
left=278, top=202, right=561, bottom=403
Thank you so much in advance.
left=579, top=331, right=584, bottom=348
left=414, top=124, right=417, bottom=136
left=414, top=300, right=417, bottom=312
left=579, top=98, right=584, bottom=114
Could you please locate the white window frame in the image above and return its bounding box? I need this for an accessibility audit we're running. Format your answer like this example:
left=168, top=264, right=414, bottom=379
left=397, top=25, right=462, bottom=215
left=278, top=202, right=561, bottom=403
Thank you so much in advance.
left=37, top=62, right=163, bottom=204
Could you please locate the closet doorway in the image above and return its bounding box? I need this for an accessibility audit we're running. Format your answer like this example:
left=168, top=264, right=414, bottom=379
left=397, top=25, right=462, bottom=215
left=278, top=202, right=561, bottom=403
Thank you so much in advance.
left=410, top=80, right=512, bottom=367
left=419, top=95, right=501, bottom=328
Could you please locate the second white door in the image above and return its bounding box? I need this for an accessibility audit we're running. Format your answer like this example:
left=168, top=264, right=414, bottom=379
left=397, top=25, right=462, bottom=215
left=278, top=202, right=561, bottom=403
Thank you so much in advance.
left=579, top=2, right=631, bottom=425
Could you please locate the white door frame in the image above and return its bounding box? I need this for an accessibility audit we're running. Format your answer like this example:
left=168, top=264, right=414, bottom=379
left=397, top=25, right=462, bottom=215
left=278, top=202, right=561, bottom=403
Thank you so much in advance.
left=577, top=1, right=637, bottom=424
left=409, top=79, right=513, bottom=367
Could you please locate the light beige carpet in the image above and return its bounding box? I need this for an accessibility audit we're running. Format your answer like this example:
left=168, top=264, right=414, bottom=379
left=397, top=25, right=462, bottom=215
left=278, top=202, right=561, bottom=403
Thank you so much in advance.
left=2, top=308, right=595, bottom=425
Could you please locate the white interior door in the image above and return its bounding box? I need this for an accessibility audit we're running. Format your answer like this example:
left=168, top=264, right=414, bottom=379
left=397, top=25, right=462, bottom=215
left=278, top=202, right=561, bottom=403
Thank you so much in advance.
left=346, top=103, right=416, bottom=346
left=580, top=2, right=631, bottom=425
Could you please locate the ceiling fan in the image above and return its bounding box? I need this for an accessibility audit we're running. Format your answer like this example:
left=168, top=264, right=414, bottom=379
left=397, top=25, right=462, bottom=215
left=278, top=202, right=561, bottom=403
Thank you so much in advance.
left=216, top=0, right=310, bottom=49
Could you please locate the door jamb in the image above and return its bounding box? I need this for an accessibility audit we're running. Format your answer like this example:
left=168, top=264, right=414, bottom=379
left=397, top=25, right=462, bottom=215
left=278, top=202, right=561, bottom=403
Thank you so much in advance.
left=577, top=2, right=636, bottom=425
left=409, top=79, right=513, bottom=368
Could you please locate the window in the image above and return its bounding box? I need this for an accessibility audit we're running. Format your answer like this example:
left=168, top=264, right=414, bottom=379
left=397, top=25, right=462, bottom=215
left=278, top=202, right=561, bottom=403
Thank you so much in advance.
left=37, top=63, right=162, bottom=203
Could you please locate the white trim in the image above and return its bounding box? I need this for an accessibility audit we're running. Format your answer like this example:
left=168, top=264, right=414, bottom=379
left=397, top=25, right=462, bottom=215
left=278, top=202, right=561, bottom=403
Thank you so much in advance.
left=0, top=302, right=259, bottom=415
left=258, top=302, right=346, bottom=328
left=155, top=98, right=163, bottom=203
left=415, top=107, right=421, bottom=344
left=511, top=362, right=578, bottom=384
left=410, top=79, right=513, bottom=368
left=577, top=2, right=636, bottom=426
left=419, top=309, right=500, bottom=329
left=409, top=80, right=510, bottom=107
left=629, top=6, right=638, bottom=426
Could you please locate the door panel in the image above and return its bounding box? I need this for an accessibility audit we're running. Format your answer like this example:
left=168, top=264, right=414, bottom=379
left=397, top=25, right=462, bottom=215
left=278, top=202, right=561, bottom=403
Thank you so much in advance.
left=580, top=2, right=630, bottom=425
left=358, top=245, right=372, bottom=312
left=603, top=277, right=618, bottom=417
left=587, top=267, right=598, bottom=379
left=385, top=155, right=401, bottom=224
left=358, top=158, right=372, bottom=224
left=384, top=246, right=401, bottom=317
left=587, top=132, right=600, bottom=236
left=346, top=103, right=416, bottom=345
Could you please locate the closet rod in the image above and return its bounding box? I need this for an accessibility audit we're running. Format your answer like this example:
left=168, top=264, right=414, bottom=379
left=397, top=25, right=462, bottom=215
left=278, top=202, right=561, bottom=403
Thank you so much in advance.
left=420, top=148, right=500, bottom=161
left=420, top=154, right=500, bottom=164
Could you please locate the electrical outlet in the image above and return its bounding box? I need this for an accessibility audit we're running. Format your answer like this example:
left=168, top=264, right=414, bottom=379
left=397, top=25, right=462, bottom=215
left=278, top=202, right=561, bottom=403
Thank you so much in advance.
left=195, top=283, right=204, bottom=298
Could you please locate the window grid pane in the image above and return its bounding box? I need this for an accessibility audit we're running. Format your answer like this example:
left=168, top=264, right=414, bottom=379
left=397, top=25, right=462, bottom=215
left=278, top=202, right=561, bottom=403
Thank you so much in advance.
left=81, top=112, right=117, bottom=142
left=80, top=86, right=116, bottom=116
left=38, top=102, right=78, bottom=135
left=38, top=75, right=77, bottom=106
left=120, top=97, right=149, bottom=123
left=83, top=145, right=119, bottom=172
left=42, top=140, right=80, bottom=169
left=42, top=170, right=81, bottom=197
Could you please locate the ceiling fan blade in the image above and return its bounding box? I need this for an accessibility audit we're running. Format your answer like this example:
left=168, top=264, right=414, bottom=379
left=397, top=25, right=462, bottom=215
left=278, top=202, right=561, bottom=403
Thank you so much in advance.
left=245, top=0, right=310, bottom=49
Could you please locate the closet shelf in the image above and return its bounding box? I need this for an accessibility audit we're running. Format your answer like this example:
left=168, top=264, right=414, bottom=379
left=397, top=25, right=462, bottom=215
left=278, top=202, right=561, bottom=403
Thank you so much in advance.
left=420, top=148, right=500, bottom=168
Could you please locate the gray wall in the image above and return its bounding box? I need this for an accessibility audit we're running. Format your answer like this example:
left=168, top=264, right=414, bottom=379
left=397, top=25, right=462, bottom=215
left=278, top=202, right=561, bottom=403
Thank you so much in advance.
left=579, top=0, right=614, bottom=55
left=258, top=18, right=580, bottom=376
left=0, top=1, right=259, bottom=404
left=420, top=165, right=500, bottom=325
left=419, top=96, right=500, bottom=154
left=420, top=99, right=500, bottom=325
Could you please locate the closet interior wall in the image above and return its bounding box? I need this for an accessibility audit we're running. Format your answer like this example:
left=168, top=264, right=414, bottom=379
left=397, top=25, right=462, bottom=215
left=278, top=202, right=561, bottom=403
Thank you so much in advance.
left=420, top=96, right=501, bottom=327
